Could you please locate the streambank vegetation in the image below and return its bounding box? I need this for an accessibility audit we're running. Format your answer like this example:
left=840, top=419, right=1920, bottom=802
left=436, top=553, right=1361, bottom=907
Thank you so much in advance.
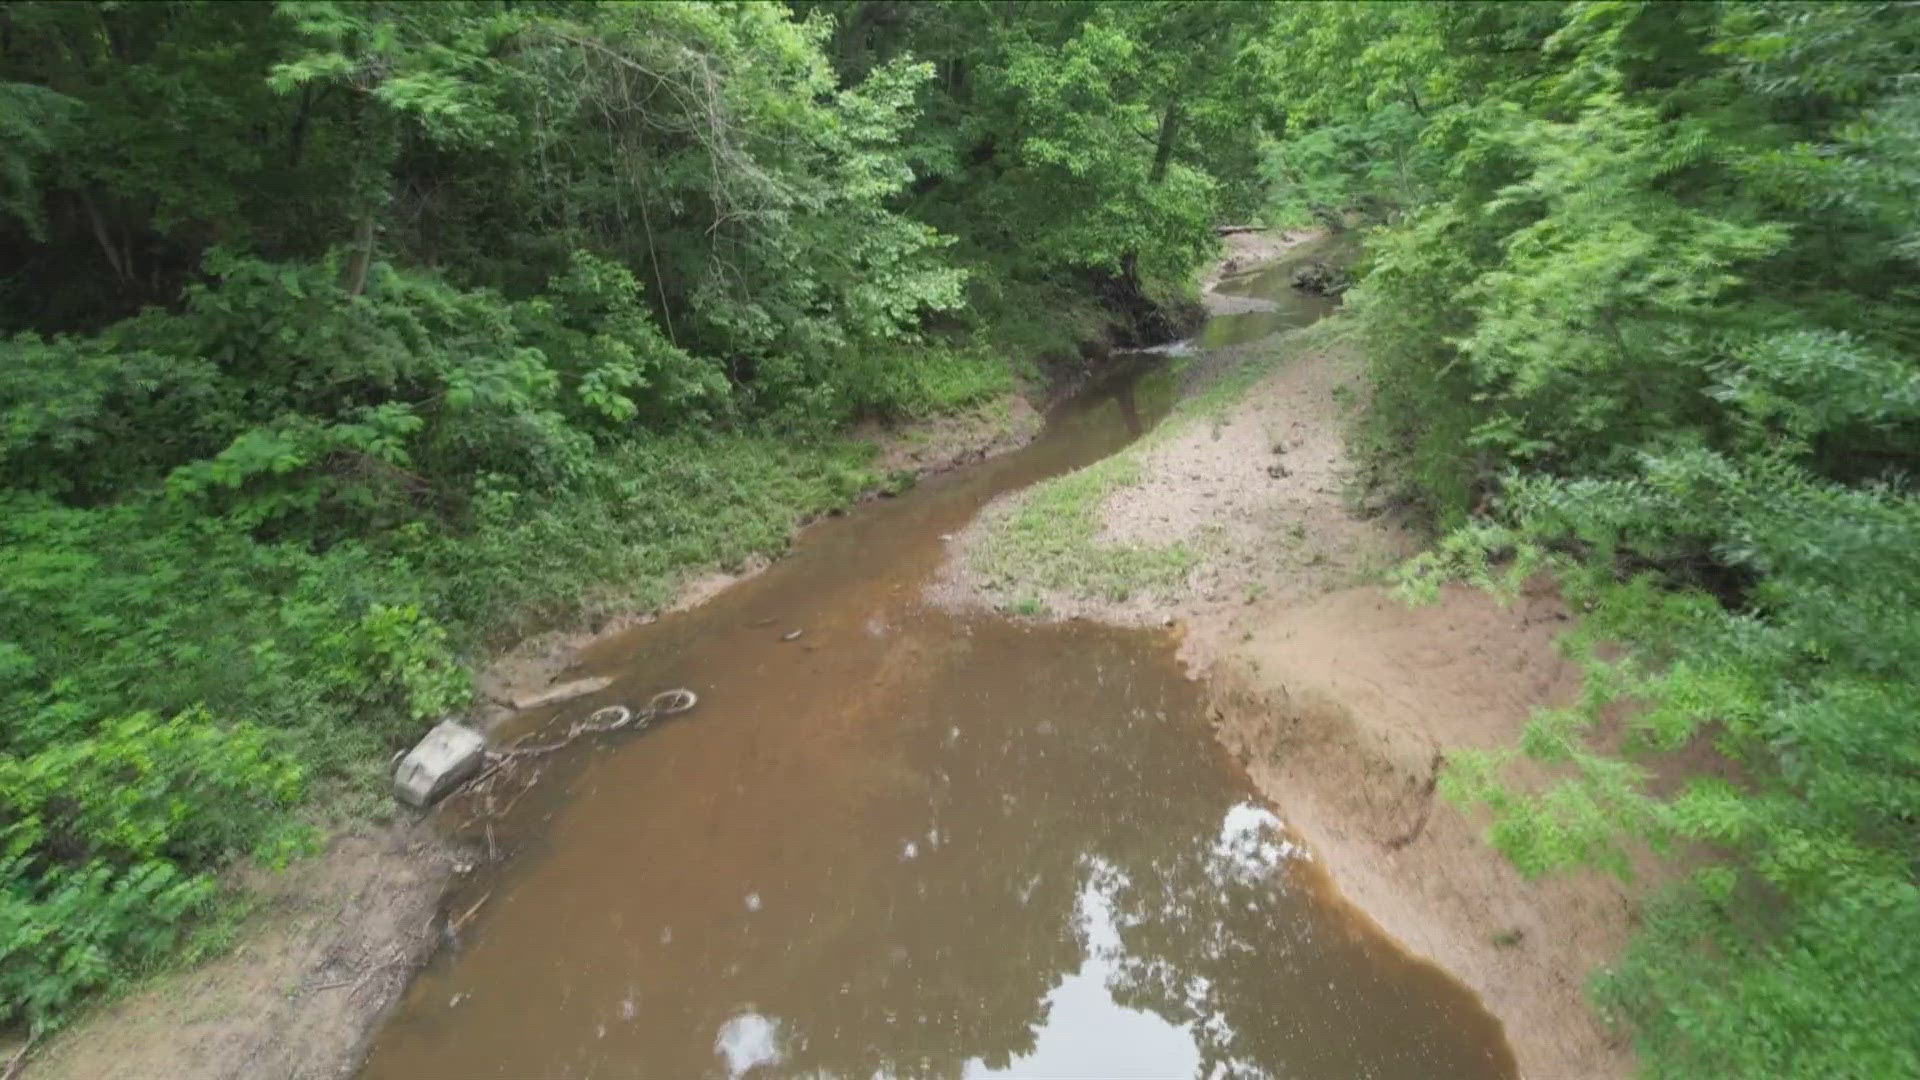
left=0, top=0, right=1274, bottom=1032
left=3, top=3, right=1916, bottom=1077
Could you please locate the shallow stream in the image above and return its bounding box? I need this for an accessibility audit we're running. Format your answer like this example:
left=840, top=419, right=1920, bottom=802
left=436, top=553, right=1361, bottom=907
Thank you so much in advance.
left=357, top=263, right=1517, bottom=1079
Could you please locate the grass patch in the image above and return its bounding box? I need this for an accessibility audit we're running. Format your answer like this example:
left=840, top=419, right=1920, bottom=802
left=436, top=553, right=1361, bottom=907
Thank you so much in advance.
left=416, top=432, right=877, bottom=647
left=1007, top=595, right=1049, bottom=618
left=974, top=452, right=1196, bottom=605
left=968, top=318, right=1344, bottom=608
left=840, top=340, right=1019, bottom=422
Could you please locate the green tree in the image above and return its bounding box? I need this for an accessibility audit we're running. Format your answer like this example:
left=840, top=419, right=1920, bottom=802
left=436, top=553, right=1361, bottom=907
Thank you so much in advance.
left=805, top=0, right=1280, bottom=339
left=1266, top=1, right=1920, bottom=1074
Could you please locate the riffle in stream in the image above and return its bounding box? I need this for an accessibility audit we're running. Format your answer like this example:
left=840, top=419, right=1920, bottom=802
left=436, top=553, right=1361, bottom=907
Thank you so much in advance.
left=357, top=277, right=1518, bottom=1079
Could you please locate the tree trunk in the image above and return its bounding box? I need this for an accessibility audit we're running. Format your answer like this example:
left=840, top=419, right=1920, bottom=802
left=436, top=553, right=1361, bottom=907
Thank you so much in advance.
left=342, top=213, right=375, bottom=296
left=287, top=85, right=316, bottom=167
left=1148, top=103, right=1183, bottom=184
left=1121, top=105, right=1184, bottom=293
left=78, top=190, right=130, bottom=282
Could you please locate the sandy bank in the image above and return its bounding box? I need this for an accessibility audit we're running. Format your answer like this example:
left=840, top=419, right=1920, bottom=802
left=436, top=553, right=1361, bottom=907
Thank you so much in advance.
left=1210, top=586, right=1637, bottom=1078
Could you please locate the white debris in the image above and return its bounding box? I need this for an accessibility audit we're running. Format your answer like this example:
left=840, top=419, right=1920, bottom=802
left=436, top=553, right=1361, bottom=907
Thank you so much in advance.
left=392, top=720, right=487, bottom=808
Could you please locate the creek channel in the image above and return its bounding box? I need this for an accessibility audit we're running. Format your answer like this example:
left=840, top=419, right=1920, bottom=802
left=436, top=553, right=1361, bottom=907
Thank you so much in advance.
left=356, top=269, right=1519, bottom=1079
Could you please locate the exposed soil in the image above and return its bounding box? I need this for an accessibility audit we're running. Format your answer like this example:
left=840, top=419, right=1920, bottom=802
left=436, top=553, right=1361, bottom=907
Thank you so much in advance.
left=1209, top=587, right=1639, bottom=1079
left=860, top=392, right=1046, bottom=480
left=938, top=230, right=1642, bottom=1078
left=20, top=826, right=458, bottom=1080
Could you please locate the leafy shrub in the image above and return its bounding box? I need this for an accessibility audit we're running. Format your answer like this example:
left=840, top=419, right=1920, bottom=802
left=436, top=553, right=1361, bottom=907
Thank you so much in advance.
left=0, top=494, right=458, bottom=761
left=0, top=710, right=307, bottom=872
left=1266, top=1, right=1920, bottom=1074
left=0, top=860, right=214, bottom=1032
left=414, top=434, right=873, bottom=639
left=1260, top=103, right=1433, bottom=230
left=832, top=342, right=1016, bottom=424
left=0, top=710, right=307, bottom=1030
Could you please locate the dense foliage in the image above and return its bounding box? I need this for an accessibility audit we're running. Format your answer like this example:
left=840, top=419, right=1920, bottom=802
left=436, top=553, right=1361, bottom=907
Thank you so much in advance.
left=808, top=1, right=1279, bottom=319
left=0, top=0, right=1274, bottom=1028
left=1259, top=2, right=1920, bottom=1075
left=16, top=2, right=1906, bottom=1070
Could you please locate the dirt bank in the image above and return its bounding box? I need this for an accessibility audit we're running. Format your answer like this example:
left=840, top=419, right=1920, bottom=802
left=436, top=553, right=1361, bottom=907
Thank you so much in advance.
left=938, top=231, right=1640, bottom=1078
left=1210, top=587, right=1637, bottom=1079
left=471, top=390, right=1044, bottom=732
left=20, top=826, right=457, bottom=1080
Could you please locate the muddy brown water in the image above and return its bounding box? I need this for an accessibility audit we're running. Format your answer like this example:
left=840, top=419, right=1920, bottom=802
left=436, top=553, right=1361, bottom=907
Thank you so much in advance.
left=1201, top=260, right=1341, bottom=350
left=357, top=276, right=1517, bottom=1079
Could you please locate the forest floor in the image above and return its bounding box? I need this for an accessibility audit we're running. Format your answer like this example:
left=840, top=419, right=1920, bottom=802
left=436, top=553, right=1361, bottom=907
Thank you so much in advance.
left=936, top=231, right=1642, bottom=1079
left=15, top=396, right=1047, bottom=1080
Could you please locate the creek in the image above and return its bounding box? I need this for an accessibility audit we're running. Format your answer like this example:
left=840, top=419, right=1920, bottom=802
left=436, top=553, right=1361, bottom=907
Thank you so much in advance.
left=356, top=263, right=1517, bottom=1080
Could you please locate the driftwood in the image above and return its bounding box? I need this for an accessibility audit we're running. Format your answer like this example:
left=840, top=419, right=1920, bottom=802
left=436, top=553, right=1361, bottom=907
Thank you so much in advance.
left=3, top=1036, right=36, bottom=1080
left=442, top=691, right=698, bottom=829
left=1214, top=224, right=1269, bottom=236
left=510, top=675, right=614, bottom=711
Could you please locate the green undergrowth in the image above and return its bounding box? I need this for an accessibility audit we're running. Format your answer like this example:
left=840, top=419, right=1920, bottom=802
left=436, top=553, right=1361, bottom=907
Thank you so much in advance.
left=1267, top=3, right=1920, bottom=1073
left=0, top=242, right=1158, bottom=1041
left=834, top=338, right=1021, bottom=425
left=973, top=453, right=1197, bottom=605
left=0, top=268, right=1136, bottom=1035
left=0, top=429, right=875, bottom=1029
left=972, top=319, right=1339, bottom=609
left=417, top=434, right=876, bottom=644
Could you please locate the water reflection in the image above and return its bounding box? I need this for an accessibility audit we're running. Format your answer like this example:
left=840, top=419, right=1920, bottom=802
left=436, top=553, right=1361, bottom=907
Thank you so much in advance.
left=1198, top=291, right=1335, bottom=350
left=361, top=617, right=1512, bottom=1079
left=716, top=1012, right=784, bottom=1078
left=965, top=870, right=1202, bottom=1079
